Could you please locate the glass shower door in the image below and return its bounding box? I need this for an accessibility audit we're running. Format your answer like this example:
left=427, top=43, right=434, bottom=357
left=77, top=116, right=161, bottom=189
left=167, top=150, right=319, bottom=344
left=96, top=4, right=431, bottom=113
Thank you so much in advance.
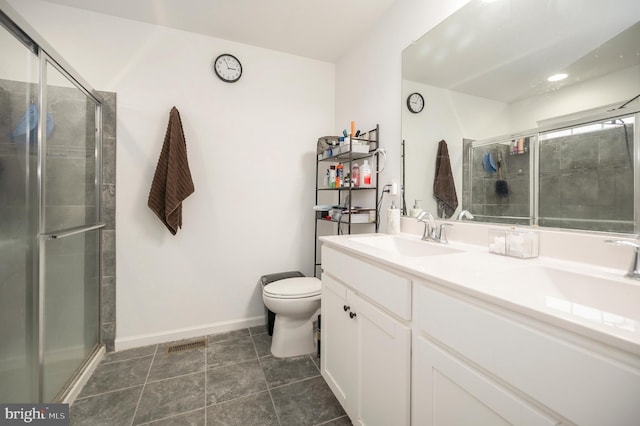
left=40, top=59, right=101, bottom=401
left=0, top=16, right=40, bottom=404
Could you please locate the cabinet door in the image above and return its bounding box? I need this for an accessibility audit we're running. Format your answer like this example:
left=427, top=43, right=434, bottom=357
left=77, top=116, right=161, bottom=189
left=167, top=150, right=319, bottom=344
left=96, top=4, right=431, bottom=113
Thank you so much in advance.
left=321, top=274, right=357, bottom=417
left=353, top=293, right=411, bottom=426
left=413, top=336, right=559, bottom=426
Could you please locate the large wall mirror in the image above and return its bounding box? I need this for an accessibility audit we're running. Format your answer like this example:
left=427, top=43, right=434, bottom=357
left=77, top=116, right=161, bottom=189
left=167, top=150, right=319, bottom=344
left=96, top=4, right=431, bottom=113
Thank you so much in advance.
left=401, top=0, right=640, bottom=234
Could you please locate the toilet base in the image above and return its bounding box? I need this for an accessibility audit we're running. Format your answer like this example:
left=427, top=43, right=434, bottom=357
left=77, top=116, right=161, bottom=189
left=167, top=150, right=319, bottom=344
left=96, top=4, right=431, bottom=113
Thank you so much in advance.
left=270, top=310, right=319, bottom=358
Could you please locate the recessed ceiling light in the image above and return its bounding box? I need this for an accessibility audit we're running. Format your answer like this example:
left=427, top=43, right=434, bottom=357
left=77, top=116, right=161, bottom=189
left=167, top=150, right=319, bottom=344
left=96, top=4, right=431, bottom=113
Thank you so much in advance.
left=482, top=0, right=498, bottom=3
left=547, top=73, right=568, bottom=82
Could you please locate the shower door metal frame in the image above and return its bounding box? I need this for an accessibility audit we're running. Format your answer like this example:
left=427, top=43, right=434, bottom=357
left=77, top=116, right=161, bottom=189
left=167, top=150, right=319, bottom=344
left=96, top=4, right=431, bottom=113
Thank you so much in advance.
left=1, top=2, right=106, bottom=402
left=36, top=51, right=105, bottom=402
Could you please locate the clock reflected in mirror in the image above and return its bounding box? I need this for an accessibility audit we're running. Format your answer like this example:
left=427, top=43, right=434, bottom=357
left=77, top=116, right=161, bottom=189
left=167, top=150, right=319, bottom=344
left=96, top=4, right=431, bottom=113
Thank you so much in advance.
left=407, top=92, right=424, bottom=113
left=213, top=53, right=242, bottom=83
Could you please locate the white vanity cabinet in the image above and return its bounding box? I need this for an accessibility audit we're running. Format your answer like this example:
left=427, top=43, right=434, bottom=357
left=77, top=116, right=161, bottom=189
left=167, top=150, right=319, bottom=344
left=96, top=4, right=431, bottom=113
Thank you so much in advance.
left=413, top=335, right=558, bottom=426
left=320, top=237, right=640, bottom=426
left=413, top=280, right=640, bottom=426
left=321, top=246, right=411, bottom=426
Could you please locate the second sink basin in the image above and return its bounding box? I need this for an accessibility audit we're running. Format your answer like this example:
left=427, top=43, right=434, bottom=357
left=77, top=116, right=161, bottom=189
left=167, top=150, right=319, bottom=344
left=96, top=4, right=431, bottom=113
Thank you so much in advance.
left=349, top=235, right=462, bottom=257
left=492, top=266, right=640, bottom=325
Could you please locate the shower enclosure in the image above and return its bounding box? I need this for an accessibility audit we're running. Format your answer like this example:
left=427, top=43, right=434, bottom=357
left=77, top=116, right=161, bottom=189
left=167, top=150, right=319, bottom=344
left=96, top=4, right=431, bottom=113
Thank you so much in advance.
left=1, top=8, right=104, bottom=402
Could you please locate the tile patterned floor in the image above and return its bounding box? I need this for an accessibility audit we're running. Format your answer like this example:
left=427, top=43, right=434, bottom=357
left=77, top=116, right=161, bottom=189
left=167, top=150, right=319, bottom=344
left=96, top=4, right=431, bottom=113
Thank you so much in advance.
left=71, top=326, right=351, bottom=426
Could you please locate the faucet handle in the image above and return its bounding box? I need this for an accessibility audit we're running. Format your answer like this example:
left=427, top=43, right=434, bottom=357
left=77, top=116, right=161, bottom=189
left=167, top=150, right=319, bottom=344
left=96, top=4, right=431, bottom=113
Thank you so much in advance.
left=605, top=239, right=640, bottom=280
left=437, top=223, right=453, bottom=244
left=456, top=210, right=474, bottom=220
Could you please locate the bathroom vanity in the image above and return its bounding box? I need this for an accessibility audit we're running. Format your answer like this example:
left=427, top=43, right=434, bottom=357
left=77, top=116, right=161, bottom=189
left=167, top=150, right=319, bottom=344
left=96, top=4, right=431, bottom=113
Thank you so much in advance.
left=319, top=233, right=640, bottom=426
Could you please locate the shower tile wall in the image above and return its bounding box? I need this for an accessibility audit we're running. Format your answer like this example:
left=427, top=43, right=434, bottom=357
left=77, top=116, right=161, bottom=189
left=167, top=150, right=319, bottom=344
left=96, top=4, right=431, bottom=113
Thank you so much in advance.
left=43, top=84, right=101, bottom=392
left=0, top=80, right=40, bottom=402
left=99, top=90, right=116, bottom=352
left=463, top=125, right=634, bottom=232
left=0, top=79, right=117, bottom=355
left=469, top=143, right=531, bottom=224
left=538, top=125, right=634, bottom=232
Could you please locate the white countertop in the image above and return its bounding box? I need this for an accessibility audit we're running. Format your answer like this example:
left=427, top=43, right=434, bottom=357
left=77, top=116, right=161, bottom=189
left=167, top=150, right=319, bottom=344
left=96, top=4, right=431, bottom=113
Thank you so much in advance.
left=320, top=232, right=640, bottom=356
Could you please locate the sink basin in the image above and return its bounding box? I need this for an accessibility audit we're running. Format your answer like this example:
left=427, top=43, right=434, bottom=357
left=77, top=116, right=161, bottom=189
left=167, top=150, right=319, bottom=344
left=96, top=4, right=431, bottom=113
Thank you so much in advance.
left=496, top=266, right=640, bottom=325
left=349, top=235, right=462, bottom=257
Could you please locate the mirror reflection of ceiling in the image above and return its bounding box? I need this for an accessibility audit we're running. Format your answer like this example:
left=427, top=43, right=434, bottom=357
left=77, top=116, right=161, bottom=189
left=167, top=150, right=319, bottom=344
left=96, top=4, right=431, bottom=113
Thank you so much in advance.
left=402, top=0, right=640, bottom=104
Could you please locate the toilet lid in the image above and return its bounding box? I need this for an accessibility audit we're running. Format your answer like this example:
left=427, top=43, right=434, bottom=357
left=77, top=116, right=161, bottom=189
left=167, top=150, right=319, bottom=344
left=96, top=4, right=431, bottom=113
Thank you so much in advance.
left=263, top=277, right=321, bottom=299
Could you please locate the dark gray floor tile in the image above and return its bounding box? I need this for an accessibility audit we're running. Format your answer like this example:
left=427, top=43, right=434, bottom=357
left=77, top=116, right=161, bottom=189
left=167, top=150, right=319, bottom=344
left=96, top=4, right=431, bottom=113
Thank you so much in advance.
left=207, top=336, right=256, bottom=368
left=71, top=386, right=141, bottom=426
left=206, top=360, right=267, bottom=404
left=261, top=355, right=320, bottom=388
left=249, top=325, right=268, bottom=336
left=318, top=415, right=353, bottom=426
left=311, top=353, right=320, bottom=371
left=133, top=372, right=205, bottom=425
left=148, top=348, right=206, bottom=382
left=271, top=376, right=346, bottom=426
left=102, top=344, right=157, bottom=364
left=207, top=329, right=250, bottom=344
left=142, top=408, right=205, bottom=425
left=79, top=356, right=152, bottom=398
left=206, top=391, right=278, bottom=426
left=252, top=333, right=272, bottom=358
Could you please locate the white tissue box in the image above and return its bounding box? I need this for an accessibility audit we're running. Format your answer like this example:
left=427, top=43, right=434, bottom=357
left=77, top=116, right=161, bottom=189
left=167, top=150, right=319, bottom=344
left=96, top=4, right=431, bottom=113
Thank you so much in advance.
left=507, top=229, right=539, bottom=258
left=488, top=229, right=507, bottom=255
left=488, top=228, right=539, bottom=259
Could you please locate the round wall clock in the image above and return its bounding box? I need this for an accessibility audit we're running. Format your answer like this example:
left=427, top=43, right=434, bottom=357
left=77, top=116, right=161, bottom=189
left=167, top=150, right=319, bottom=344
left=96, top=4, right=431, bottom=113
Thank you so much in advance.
left=213, top=54, right=242, bottom=83
left=407, top=92, right=424, bottom=113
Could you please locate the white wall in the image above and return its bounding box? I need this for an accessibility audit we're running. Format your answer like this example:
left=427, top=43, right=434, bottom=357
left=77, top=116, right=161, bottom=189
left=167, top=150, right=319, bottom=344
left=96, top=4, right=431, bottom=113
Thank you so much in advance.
left=8, top=0, right=477, bottom=349
left=508, top=64, right=640, bottom=131
left=334, top=0, right=471, bottom=229
left=10, top=0, right=335, bottom=349
left=402, top=80, right=510, bottom=216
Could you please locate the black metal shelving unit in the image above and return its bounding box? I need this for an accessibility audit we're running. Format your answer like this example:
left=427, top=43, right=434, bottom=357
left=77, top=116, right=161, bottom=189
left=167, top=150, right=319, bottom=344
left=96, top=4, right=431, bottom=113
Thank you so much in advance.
left=313, top=124, right=380, bottom=277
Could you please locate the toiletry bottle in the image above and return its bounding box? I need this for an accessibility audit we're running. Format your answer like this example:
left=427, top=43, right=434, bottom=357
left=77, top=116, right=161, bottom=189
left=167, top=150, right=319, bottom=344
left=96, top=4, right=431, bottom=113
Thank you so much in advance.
left=336, top=163, right=343, bottom=188
left=329, top=165, right=336, bottom=188
left=361, top=160, right=371, bottom=187
left=352, top=162, right=360, bottom=188
left=388, top=200, right=401, bottom=234
left=411, top=200, right=422, bottom=217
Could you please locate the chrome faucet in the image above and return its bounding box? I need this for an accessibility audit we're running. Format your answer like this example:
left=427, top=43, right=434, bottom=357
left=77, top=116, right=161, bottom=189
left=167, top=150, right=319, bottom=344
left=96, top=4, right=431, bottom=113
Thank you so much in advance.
left=436, top=223, right=453, bottom=244
left=604, top=239, right=640, bottom=280
left=457, top=210, right=474, bottom=220
left=416, top=211, right=436, bottom=241
left=416, top=211, right=453, bottom=243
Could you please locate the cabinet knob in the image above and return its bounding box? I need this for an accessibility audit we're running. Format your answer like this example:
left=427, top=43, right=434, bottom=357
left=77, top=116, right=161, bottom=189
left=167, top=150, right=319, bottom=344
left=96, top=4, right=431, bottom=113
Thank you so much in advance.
left=349, top=312, right=357, bottom=319
left=343, top=305, right=350, bottom=312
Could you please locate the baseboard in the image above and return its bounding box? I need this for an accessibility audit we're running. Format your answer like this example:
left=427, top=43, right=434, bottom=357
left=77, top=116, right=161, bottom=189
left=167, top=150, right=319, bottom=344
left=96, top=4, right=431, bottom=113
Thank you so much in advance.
left=114, top=316, right=265, bottom=351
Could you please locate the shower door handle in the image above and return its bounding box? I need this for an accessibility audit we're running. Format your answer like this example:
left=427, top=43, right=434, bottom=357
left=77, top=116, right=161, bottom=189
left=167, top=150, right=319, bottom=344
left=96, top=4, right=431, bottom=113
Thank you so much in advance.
left=41, top=223, right=106, bottom=240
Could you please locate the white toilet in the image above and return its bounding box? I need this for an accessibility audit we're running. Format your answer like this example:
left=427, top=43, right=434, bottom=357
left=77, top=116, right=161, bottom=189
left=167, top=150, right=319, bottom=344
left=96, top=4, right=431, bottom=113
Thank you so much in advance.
left=262, top=277, right=321, bottom=358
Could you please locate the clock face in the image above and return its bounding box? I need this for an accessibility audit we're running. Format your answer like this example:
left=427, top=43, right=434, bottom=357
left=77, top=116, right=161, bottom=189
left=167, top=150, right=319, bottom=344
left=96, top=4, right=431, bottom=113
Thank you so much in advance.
left=407, top=92, right=424, bottom=113
left=213, top=54, right=242, bottom=83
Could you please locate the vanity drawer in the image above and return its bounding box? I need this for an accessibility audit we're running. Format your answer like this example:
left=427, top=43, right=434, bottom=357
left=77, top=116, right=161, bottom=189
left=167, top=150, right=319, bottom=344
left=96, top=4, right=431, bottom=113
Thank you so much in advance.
left=322, top=246, right=411, bottom=321
left=415, top=283, right=640, bottom=426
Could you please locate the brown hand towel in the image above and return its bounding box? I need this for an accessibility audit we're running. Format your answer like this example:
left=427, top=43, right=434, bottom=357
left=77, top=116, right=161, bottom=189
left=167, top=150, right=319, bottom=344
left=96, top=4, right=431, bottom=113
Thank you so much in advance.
left=148, top=107, right=195, bottom=235
left=433, top=139, right=458, bottom=218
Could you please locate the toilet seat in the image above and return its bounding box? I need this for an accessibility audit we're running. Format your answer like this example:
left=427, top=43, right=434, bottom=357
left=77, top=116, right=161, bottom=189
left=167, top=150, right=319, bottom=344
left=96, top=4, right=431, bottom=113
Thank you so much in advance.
left=263, top=277, right=321, bottom=299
